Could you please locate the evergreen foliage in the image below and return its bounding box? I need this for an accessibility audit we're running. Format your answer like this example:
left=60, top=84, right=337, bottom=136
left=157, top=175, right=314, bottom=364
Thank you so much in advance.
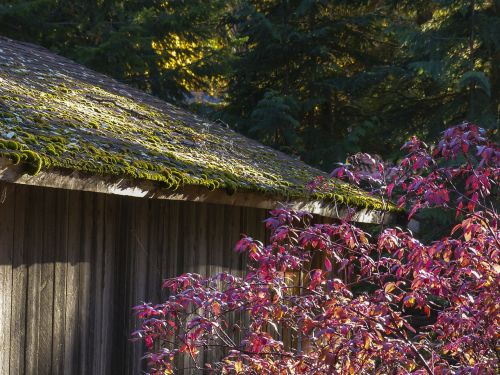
left=223, top=0, right=499, bottom=170
left=0, top=0, right=231, bottom=101
left=394, top=0, right=499, bottom=137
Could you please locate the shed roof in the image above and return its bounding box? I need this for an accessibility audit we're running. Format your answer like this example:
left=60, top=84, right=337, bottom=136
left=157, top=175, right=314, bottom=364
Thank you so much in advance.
left=0, top=37, right=391, bottom=218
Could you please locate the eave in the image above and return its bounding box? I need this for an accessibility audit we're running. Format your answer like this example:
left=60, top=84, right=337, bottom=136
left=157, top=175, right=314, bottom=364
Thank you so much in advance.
left=0, top=158, right=391, bottom=224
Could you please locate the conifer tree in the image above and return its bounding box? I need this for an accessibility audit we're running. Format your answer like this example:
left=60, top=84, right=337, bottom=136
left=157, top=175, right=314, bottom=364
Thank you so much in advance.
left=390, top=0, right=499, bottom=140
left=223, top=0, right=400, bottom=169
left=222, top=0, right=499, bottom=169
left=0, top=0, right=232, bottom=101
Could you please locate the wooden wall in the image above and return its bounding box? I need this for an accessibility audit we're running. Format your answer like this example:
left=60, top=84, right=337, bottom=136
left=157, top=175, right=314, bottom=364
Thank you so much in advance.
left=0, top=181, right=269, bottom=375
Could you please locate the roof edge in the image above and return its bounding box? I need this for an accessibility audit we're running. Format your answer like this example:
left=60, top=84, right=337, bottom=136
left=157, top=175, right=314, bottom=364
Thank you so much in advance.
left=0, top=158, right=391, bottom=224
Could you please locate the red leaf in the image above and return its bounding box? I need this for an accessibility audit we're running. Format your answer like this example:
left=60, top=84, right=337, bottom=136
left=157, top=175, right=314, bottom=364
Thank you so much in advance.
left=455, top=201, right=463, bottom=218
left=423, top=305, right=431, bottom=317
left=324, top=257, right=332, bottom=272
left=145, top=336, right=153, bottom=349
left=461, top=141, right=469, bottom=154
left=387, top=183, right=395, bottom=198
left=212, top=301, right=221, bottom=315
left=468, top=192, right=478, bottom=211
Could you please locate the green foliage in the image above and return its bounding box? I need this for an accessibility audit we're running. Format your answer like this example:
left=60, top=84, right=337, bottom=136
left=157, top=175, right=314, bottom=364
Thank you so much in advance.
left=221, top=1, right=398, bottom=169
left=250, top=91, right=301, bottom=153
left=221, top=0, right=499, bottom=170
left=0, top=0, right=232, bottom=102
left=395, top=0, right=499, bottom=131
left=458, top=71, right=491, bottom=96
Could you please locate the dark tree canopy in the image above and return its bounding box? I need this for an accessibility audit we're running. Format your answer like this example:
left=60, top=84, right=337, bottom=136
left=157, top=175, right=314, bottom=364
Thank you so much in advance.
left=222, top=0, right=499, bottom=169
left=0, top=0, right=231, bottom=101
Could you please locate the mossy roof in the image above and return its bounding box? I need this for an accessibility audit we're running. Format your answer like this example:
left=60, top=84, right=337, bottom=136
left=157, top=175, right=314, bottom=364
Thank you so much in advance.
left=0, top=37, right=390, bottom=211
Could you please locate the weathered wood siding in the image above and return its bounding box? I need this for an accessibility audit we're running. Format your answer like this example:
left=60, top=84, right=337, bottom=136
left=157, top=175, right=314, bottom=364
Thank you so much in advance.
left=0, top=182, right=269, bottom=375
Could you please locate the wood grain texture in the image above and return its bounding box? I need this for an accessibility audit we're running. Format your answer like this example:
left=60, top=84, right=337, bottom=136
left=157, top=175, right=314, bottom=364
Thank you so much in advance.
left=0, top=182, right=275, bottom=374
left=9, top=184, right=28, bottom=375
left=24, top=186, right=43, bottom=375
left=51, top=188, right=68, bottom=375
left=0, top=184, right=14, bottom=375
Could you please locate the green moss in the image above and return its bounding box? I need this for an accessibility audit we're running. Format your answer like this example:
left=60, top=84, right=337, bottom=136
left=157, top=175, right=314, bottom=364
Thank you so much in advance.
left=44, top=144, right=59, bottom=156
left=0, top=150, right=21, bottom=165
left=0, top=139, right=21, bottom=150
left=0, top=39, right=393, bottom=213
left=56, top=82, right=71, bottom=94
left=21, top=150, right=43, bottom=175
left=17, top=131, right=38, bottom=144
left=9, top=152, right=21, bottom=164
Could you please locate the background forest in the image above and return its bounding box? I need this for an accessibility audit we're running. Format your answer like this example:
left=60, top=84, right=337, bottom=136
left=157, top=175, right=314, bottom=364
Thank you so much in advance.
left=1, top=0, right=498, bottom=171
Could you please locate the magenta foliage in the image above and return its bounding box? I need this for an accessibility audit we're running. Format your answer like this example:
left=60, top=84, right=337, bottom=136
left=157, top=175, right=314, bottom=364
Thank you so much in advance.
left=133, top=123, right=499, bottom=374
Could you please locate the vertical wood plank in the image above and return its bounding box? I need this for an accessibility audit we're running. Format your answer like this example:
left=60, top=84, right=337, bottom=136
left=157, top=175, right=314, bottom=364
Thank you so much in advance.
left=9, top=184, right=28, bottom=375
left=98, top=194, right=117, bottom=374
left=78, top=192, right=93, bottom=375
left=51, top=188, right=69, bottom=375
left=228, top=206, right=242, bottom=276
left=146, top=199, right=161, bottom=303
left=158, top=201, right=168, bottom=288
left=129, top=198, right=150, bottom=374
left=166, top=201, right=180, bottom=280
left=205, top=203, right=225, bottom=368
left=0, top=183, right=14, bottom=375
left=183, top=201, right=196, bottom=274
left=63, top=190, right=82, bottom=374
left=163, top=200, right=184, bottom=373
left=38, top=188, right=56, bottom=374
left=90, top=193, right=105, bottom=374
left=156, top=200, right=168, bottom=300
left=25, top=186, right=44, bottom=375
left=111, top=196, right=127, bottom=375
left=207, top=203, right=224, bottom=277
left=181, top=201, right=196, bottom=373
left=196, top=203, right=208, bottom=278
left=195, top=203, right=208, bottom=370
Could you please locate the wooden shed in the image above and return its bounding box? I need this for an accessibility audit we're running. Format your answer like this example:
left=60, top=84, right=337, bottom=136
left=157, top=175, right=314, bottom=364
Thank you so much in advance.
left=0, top=37, right=389, bottom=374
